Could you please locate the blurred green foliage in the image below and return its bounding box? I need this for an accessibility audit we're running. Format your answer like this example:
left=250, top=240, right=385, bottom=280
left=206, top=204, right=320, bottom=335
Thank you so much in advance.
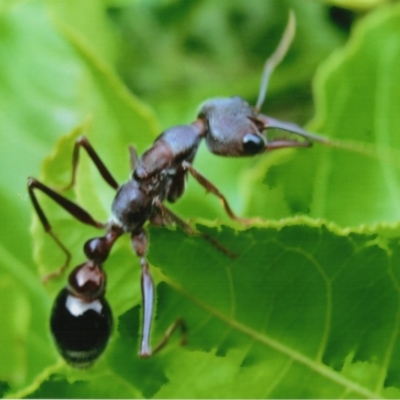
left=2, top=0, right=400, bottom=398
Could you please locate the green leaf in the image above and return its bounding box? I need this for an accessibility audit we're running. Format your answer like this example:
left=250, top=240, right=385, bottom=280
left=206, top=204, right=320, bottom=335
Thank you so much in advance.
left=0, top=0, right=157, bottom=394
left=325, top=0, right=389, bottom=11
left=4, top=0, right=400, bottom=398
left=143, top=223, right=400, bottom=398
left=22, top=221, right=400, bottom=398
left=244, top=3, right=400, bottom=227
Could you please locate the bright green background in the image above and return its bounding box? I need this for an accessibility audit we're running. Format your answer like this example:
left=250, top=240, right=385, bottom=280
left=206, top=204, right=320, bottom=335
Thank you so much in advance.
left=2, top=0, right=400, bottom=398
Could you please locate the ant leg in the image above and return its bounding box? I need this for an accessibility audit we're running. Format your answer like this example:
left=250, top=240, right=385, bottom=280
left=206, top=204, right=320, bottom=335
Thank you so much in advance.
left=131, top=230, right=158, bottom=356
left=182, top=161, right=262, bottom=226
left=149, top=318, right=187, bottom=357
left=131, top=230, right=187, bottom=357
left=62, top=135, right=119, bottom=191
left=151, top=199, right=196, bottom=234
left=152, top=200, right=236, bottom=259
left=28, top=177, right=106, bottom=283
left=28, top=178, right=106, bottom=228
left=129, top=145, right=139, bottom=172
left=41, top=232, right=70, bottom=284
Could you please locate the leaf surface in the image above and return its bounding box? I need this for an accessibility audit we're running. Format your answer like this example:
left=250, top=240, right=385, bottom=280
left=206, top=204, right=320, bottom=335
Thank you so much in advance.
left=23, top=221, right=400, bottom=398
left=2, top=1, right=400, bottom=399
left=247, top=4, right=400, bottom=227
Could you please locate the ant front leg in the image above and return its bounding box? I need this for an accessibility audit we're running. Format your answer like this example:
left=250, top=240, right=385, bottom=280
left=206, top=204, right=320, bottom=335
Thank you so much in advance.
left=27, top=177, right=106, bottom=283
left=131, top=229, right=187, bottom=357
left=182, top=161, right=262, bottom=226
left=61, top=135, right=119, bottom=191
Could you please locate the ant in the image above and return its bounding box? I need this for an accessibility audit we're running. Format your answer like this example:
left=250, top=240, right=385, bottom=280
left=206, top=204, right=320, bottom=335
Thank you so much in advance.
left=27, top=12, right=329, bottom=368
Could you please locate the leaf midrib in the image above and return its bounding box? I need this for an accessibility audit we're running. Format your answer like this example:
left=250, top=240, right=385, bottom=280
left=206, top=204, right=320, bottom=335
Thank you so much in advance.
left=161, top=271, right=380, bottom=398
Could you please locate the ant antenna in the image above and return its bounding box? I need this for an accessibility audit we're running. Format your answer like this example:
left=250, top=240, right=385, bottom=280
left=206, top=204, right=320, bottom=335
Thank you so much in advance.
left=255, top=11, right=296, bottom=114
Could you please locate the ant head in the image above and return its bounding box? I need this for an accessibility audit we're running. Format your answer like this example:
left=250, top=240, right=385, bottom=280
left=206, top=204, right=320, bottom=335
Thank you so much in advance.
left=198, top=97, right=267, bottom=157
left=196, top=13, right=329, bottom=157
left=198, top=97, right=328, bottom=156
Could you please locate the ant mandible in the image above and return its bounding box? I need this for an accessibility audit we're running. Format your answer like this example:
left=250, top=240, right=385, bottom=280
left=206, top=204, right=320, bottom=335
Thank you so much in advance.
left=27, top=12, right=329, bottom=368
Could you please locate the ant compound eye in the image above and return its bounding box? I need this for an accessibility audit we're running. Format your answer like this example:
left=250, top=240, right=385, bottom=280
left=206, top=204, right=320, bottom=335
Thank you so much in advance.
left=242, top=133, right=265, bottom=155
left=50, top=288, right=112, bottom=368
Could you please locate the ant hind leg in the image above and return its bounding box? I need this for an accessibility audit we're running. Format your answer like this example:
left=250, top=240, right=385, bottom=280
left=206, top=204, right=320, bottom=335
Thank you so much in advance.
left=28, top=177, right=106, bottom=283
left=131, top=229, right=187, bottom=357
left=152, top=200, right=237, bottom=259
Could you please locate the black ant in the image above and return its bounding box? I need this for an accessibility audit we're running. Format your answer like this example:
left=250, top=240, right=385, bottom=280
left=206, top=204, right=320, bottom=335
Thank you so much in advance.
left=27, top=12, right=329, bottom=368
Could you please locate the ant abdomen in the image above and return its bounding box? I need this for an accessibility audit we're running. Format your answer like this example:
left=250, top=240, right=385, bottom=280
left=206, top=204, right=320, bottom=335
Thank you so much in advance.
left=50, top=288, right=113, bottom=368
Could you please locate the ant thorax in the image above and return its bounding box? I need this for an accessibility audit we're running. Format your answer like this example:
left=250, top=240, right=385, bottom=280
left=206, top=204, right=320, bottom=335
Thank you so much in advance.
left=132, top=124, right=203, bottom=204
left=111, top=179, right=153, bottom=233
left=135, top=125, right=202, bottom=181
